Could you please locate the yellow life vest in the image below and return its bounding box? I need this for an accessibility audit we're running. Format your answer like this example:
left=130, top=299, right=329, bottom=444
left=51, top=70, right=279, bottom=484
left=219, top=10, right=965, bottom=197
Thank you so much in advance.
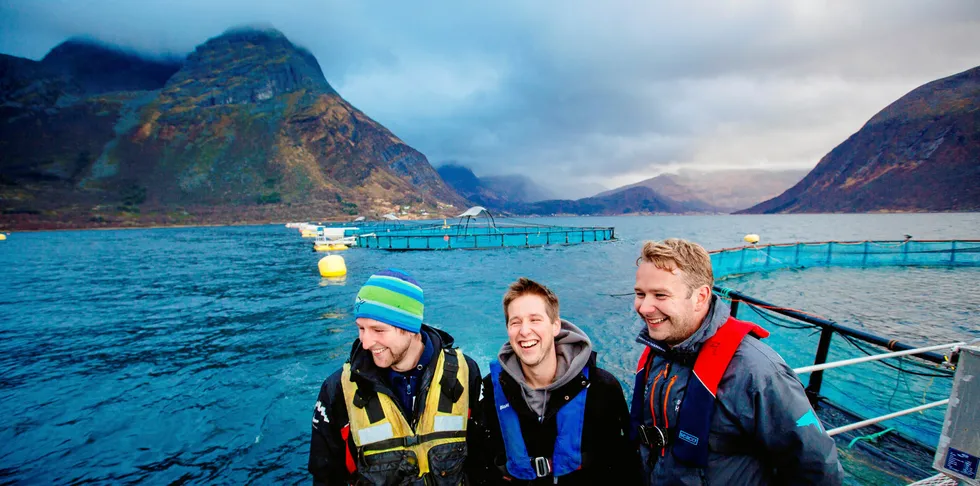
left=341, top=348, right=470, bottom=482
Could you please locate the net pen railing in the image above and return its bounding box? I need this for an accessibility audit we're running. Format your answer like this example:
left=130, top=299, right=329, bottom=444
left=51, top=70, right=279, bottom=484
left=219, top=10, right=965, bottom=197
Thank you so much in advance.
left=711, top=240, right=980, bottom=281
left=356, top=227, right=615, bottom=250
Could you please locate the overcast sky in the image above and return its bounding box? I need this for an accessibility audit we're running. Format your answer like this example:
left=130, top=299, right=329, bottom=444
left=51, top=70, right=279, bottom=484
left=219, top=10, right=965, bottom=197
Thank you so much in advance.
left=2, top=0, right=979, bottom=197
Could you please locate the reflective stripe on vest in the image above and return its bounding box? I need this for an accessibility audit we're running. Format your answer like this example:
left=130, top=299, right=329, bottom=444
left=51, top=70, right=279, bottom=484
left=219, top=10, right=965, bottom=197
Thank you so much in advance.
left=340, top=348, right=469, bottom=476
left=489, top=360, right=588, bottom=479
left=635, top=317, right=769, bottom=467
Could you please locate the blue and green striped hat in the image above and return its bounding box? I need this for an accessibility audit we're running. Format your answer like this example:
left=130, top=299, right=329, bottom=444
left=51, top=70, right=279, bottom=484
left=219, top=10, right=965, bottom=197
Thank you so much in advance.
left=354, top=268, right=424, bottom=333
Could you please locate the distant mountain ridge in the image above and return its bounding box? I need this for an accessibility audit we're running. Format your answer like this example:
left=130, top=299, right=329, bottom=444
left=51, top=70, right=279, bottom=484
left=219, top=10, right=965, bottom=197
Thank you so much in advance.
left=0, top=27, right=467, bottom=230
left=597, top=169, right=808, bottom=213
left=742, top=66, right=980, bottom=213
left=436, top=163, right=706, bottom=215
left=435, top=163, right=557, bottom=212
left=510, top=185, right=694, bottom=215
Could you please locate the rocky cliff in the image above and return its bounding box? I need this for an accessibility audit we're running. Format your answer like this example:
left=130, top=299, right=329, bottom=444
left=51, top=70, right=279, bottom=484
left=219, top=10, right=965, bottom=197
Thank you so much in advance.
left=0, top=27, right=466, bottom=230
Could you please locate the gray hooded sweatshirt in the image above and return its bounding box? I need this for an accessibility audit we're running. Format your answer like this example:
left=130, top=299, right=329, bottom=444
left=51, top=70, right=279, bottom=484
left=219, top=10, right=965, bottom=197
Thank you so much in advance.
left=497, top=319, right=593, bottom=417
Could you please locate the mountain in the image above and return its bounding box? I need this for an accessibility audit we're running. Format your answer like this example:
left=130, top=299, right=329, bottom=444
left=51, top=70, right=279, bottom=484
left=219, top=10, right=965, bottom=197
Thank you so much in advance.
left=481, top=174, right=556, bottom=203
left=435, top=163, right=557, bottom=212
left=510, top=186, right=694, bottom=216
left=741, top=66, right=980, bottom=214
left=435, top=163, right=508, bottom=209
left=0, top=27, right=467, bottom=230
left=41, top=38, right=183, bottom=95
left=435, top=163, right=703, bottom=215
left=598, top=169, right=808, bottom=213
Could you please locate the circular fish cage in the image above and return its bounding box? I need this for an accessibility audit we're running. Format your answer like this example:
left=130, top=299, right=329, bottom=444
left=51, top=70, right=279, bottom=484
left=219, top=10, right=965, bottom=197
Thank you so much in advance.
left=353, top=207, right=615, bottom=251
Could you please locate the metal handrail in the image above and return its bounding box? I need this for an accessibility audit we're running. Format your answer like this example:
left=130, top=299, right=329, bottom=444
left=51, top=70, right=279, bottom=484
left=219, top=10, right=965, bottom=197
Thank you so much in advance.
left=825, top=400, right=950, bottom=437
left=793, top=341, right=969, bottom=374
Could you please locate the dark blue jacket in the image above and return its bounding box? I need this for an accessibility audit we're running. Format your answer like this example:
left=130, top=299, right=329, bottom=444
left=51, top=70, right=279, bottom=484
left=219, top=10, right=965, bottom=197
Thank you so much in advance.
left=632, top=296, right=844, bottom=485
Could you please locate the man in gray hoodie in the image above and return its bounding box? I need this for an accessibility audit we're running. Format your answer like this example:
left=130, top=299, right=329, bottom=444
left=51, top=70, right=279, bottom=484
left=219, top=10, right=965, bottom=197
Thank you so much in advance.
left=630, top=238, right=843, bottom=485
left=479, top=278, right=641, bottom=485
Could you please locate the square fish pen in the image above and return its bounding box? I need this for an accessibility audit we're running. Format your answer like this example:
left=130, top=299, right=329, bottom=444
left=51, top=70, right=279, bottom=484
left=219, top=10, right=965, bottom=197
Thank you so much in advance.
left=354, top=207, right=616, bottom=250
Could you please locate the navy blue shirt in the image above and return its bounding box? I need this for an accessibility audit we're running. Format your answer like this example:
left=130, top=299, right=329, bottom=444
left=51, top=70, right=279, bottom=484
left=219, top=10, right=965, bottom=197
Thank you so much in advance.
left=388, top=332, right=434, bottom=417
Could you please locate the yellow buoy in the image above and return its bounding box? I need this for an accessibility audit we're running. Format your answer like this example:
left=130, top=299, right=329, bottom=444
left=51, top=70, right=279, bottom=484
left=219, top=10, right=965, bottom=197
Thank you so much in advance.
left=743, top=234, right=760, bottom=244
left=318, top=255, right=347, bottom=278
left=314, top=243, right=348, bottom=252
left=0, top=234, right=6, bottom=241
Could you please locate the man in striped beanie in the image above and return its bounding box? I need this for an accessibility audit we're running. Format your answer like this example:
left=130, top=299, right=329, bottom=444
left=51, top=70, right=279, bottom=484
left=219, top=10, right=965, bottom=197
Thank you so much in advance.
left=309, top=268, right=485, bottom=485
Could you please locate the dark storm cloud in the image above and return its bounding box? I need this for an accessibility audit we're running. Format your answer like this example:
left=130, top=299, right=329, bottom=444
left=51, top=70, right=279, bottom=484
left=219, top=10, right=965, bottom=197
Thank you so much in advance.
left=2, top=0, right=979, bottom=197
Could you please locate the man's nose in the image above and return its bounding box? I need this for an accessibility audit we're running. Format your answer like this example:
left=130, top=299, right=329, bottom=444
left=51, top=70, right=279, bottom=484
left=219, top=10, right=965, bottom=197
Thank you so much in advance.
left=518, top=321, right=533, bottom=335
left=638, top=298, right=657, bottom=314
left=360, top=330, right=375, bottom=347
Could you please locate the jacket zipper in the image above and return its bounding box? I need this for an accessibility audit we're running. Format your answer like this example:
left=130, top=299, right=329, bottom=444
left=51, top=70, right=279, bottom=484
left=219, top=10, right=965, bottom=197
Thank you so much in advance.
left=658, top=363, right=673, bottom=457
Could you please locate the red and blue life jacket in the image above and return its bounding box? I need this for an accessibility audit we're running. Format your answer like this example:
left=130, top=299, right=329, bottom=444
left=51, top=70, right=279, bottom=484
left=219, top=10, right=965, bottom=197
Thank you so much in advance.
left=632, top=317, right=769, bottom=467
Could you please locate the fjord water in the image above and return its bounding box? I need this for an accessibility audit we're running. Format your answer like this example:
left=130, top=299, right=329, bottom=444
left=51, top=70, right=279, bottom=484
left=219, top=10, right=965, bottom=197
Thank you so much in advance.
left=1, top=213, right=978, bottom=484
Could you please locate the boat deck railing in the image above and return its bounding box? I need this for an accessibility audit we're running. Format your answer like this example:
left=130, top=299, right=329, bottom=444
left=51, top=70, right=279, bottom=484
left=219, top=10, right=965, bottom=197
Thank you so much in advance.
left=716, top=286, right=964, bottom=483
left=791, top=341, right=973, bottom=436
left=718, top=287, right=953, bottom=404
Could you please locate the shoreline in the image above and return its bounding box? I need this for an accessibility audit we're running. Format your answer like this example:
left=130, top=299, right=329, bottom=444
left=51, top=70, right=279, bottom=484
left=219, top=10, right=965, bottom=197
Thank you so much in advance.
left=4, top=210, right=980, bottom=233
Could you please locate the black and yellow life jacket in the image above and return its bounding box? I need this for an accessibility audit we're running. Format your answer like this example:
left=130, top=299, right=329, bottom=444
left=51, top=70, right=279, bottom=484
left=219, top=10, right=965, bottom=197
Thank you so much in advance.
left=341, top=348, right=470, bottom=485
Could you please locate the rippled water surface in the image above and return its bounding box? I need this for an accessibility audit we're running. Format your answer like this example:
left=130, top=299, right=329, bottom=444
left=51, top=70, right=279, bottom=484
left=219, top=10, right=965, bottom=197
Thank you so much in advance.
left=1, top=213, right=978, bottom=484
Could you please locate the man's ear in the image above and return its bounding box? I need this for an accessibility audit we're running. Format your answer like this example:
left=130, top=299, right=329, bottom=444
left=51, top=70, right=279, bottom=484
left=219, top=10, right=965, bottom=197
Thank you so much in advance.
left=552, top=317, right=561, bottom=337
left=695, top=285, right=711, bottom=311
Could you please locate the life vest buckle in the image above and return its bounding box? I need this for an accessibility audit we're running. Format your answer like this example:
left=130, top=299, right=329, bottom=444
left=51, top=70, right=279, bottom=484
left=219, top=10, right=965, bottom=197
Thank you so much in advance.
left=532, top=457, right=551, bottom=478
left=402, top=435, right=420, bottom=447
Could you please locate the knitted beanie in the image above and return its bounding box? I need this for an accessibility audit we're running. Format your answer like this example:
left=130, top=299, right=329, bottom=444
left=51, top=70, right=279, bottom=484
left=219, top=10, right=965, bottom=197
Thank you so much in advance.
left=354, top=268, right=424, bottom=333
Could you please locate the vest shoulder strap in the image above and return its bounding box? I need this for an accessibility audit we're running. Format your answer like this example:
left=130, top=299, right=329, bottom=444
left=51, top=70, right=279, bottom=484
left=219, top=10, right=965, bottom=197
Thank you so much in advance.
left=342, top=364, right=385, bottom=423
left=437, top=349, right=464, bottom=413
left=693, top=317, right=765, bottom=394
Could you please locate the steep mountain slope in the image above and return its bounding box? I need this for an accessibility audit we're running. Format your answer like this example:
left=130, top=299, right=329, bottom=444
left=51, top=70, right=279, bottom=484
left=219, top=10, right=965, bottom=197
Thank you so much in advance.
left=742, top=66, right=980, bottom=213
left=0, top=27, right=466, bottom=229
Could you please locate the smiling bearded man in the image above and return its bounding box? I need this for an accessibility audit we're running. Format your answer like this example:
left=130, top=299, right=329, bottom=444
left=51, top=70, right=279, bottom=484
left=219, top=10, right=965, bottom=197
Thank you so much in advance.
left=480, top=278, right=641, bottom=485
left=308, top=268, right=483, bottom=485
left=630, top=239, right=843, bottom=485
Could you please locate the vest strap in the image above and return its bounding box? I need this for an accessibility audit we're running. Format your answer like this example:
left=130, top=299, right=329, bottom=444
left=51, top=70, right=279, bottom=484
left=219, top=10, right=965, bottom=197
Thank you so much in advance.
left=353, top=388, right=386, bottom=424
left=361, top=430, right=467, bottom=453
left=672, top=317, right=765, bottom=467
left=438, top=350, right=463, bottom=413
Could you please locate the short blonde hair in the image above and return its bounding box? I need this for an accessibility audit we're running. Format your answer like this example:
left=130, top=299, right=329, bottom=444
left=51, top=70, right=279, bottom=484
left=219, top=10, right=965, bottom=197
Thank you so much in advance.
left=502, top=277, right=559, bottom=322
left=637, top=238, right=713, bottom=294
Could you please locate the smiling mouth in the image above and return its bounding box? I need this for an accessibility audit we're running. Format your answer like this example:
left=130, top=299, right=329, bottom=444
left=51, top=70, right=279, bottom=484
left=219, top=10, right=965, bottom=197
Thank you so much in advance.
left=645, top=316, right=668, bottom=325
left=371, top=347, right=388, bottom=355
left=518, top=339, right=539, bottom=349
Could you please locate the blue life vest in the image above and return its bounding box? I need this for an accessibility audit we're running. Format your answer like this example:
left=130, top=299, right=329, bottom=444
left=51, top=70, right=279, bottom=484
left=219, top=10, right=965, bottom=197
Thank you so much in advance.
left=489, top=360, right=589, bottom=479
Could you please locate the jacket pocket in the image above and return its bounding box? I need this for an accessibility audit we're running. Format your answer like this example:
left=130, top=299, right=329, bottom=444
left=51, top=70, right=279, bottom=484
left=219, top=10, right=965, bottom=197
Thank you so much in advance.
left=427, top=442, right=468, bottom=485
left=358, top=449, right=421, bottom=486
